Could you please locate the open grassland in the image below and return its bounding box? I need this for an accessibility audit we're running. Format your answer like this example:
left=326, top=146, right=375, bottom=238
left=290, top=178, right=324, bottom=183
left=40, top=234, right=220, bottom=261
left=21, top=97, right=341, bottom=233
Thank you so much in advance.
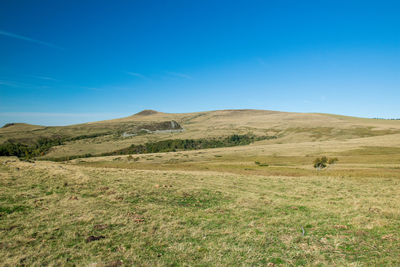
left=72, top=131, right=400, bottom=179
left=1, top=151, right=400, bottom=266
left=1, top=110, right=400, bottom=265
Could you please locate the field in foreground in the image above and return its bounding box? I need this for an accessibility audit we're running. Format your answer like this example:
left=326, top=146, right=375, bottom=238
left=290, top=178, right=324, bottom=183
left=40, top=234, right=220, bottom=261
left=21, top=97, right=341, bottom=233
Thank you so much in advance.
left=1, top=109, right=400, bottom=265
left=1, top=155, right=399, bottom=266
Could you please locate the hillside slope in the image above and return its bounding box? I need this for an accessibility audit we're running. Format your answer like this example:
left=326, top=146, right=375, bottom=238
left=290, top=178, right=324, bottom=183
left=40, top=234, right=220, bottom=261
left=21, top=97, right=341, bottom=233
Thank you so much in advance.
left=1, top=109, right=400, bottom=159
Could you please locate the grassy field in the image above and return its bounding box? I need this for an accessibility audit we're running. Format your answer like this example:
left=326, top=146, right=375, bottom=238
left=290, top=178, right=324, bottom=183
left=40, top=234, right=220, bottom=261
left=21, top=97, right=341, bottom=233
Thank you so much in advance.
left=1, top=110, right=400, bottom=266
left=1, top=151, right=400, bottom=266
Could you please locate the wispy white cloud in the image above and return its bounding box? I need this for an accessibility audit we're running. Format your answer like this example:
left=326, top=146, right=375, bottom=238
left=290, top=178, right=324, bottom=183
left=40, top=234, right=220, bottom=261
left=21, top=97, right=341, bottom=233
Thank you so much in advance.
left=0, top=80, right=20, bottom=88
left=0, top=79, right=48, bottom=89
left=126, top=72, right=147, bottom=79
left=79, top=86, right=104, bottom=91
left=0, top=30, right=63, bottom=49
left=165, top=71, right=192, bottom=79
left=30, top=75, right=58, bottom=81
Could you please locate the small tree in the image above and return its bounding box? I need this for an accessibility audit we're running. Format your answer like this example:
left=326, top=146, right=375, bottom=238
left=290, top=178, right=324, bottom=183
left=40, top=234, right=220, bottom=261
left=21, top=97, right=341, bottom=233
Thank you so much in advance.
left=314, top=156, right=328, bottom=170
left=314, top=156, right=339, bottom=169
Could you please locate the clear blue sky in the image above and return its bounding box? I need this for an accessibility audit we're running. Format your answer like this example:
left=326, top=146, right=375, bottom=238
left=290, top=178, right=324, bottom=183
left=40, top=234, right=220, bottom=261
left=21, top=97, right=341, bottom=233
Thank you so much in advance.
left=1, top=0, right=399, bottom=126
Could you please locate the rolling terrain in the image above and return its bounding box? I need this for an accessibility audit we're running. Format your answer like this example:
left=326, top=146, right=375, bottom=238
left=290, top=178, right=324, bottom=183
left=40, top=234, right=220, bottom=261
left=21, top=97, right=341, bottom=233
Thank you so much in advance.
left=1, top=109, right=400, bottom=160
left=1, top=109, right=400, bottom=265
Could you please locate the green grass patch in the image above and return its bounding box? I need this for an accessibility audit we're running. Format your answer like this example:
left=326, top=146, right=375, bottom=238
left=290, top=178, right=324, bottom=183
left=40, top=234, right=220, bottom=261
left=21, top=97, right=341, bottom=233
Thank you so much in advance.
left=0, top=205, right=28, bottom=215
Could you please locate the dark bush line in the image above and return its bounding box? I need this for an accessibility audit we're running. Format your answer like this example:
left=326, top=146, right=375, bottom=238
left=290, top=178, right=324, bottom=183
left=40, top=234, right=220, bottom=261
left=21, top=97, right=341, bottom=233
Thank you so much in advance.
left=0, top=132, right=112, bottom=159
left=103, top=134, right=275, bottom=156
left=44, top=134, right=277, bottom=162
left=0, top=137, right=63, bottom=159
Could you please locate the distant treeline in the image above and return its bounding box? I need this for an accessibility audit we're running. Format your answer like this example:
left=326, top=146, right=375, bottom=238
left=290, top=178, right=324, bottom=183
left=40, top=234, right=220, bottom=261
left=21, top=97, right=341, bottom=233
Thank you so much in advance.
left=44, top=134, right=277, bottom=162
left=0, top=132, right=111, bottom=159
left=0, top=137, right=65, bottom=159
left=373, top=118, right=400, bottom=120
left=105, top=134, right=274, bottom=155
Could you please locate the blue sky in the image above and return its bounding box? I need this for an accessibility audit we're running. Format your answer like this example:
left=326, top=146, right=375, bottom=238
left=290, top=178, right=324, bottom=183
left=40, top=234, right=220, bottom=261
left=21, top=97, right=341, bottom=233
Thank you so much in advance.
left=0, top=0, right=399, bottom=126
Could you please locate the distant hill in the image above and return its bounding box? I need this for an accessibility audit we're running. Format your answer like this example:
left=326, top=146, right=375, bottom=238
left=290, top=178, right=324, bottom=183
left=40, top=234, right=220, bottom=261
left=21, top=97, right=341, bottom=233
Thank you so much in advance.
left=1, top=109, right=400, bottom=159
left=134, top=109, right=162, bottom=116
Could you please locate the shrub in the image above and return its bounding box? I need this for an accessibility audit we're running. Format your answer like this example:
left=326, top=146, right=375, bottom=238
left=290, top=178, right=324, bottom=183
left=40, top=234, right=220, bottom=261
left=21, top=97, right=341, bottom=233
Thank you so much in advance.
left=255, top=161, right=269, bottom=167
left=314, top=156, right=328, bottom=169
left=328, top=157, right=338, bottom=164
left=314, top=156, right=339, bottom=169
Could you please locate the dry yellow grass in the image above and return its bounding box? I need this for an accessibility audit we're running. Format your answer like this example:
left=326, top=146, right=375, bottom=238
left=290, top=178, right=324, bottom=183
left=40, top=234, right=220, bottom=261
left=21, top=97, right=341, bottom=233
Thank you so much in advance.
left=1, top=109, right=400, bottom=265
left=0, top=155, right=399, bottom=266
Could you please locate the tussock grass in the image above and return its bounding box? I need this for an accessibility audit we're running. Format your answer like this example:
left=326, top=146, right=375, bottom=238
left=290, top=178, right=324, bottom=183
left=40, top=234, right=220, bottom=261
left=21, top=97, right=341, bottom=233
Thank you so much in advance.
left=1, top=157, right=399, bottom=266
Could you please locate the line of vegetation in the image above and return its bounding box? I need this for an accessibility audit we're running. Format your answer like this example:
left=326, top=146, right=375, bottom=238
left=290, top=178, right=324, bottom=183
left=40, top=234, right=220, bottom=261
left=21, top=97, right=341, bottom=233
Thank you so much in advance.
left=0, top=132, right=112, bottom=159
left=373, top=118, right=400, bottom=120
left=108, top=134, right=274, bottom=155
left=44, top=134, right=277, bottom=162
left=255, top=161, right=269, bottom=167
left=0, top=137, right=63, bottom=159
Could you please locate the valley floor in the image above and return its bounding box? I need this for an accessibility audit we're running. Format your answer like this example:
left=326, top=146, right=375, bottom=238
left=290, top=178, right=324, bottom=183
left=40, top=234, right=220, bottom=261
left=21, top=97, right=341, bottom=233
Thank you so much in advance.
left=1, top=154, right=399, bottom=266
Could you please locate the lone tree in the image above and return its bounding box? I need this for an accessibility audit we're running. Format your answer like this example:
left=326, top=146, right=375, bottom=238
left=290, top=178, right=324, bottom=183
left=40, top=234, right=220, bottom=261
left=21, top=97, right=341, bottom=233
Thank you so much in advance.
left=314, top=156, right=328, bottom=169
left=314, top=156, right=339, bottom=170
